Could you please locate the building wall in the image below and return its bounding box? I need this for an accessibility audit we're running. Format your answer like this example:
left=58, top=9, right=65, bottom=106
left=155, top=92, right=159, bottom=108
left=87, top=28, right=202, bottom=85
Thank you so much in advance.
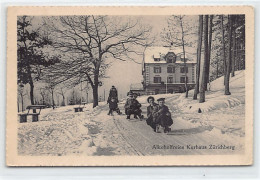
left=144, top=63, right=196, bottom=86
left=145, top=84, right=196, bottom=95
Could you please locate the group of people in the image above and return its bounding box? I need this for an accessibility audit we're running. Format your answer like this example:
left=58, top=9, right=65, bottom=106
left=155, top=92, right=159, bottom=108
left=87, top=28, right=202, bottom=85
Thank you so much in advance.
left=106, top=86, right=173, bottom=133
left=146, top=96, right=173, bottom=133
left=124, top=92, right=144, bottom=120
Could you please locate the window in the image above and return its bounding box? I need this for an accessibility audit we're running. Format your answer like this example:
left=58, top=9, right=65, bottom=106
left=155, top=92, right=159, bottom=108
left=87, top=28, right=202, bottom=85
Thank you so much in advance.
left=167, top=56, right=173, bottom=63
left=154, top=76, right=161, bottom=83
left=167, top=54, right=176, bottom=63
left=167, top=76, right=174, bottom=83
left=154, top=58, right=160, bottom=61
left=180, top=76, right=188, bottom=83
left=180, top=67, right=188, bottom=73
left=154, top=67, right=161, bottom=73
left=167, top=66, right=175, bottom=73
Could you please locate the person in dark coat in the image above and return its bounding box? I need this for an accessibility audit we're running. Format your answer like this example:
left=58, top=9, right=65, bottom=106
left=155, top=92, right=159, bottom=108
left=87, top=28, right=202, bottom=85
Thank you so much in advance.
left=124, top=92, right=134, bottom=119
left=153, top=98, right=173, bottom=133
left=108, top=97, right=121, bottom=115
left=108, top=86, right=118, bottom=103
left=124, top=92, right=143, bottom=120
left=146, top=96, right=158, bottom=132
left=131, top=93, right=144, bottom=120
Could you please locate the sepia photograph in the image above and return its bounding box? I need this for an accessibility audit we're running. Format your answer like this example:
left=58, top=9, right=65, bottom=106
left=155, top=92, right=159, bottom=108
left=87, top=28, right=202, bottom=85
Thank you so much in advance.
left=6, top=6, right=254, bottom=166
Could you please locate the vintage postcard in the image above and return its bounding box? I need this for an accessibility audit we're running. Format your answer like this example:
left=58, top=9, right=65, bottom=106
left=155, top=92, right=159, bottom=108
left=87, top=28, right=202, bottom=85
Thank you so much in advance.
left=6, top=6, right=254, bottom=166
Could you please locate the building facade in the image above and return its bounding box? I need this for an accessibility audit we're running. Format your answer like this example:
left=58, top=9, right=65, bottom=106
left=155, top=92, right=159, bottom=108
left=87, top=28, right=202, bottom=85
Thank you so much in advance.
left=142, top=46, right=196, bottom=94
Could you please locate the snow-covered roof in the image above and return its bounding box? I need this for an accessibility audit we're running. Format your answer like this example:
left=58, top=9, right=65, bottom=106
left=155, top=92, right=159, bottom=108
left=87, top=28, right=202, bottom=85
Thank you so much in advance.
left=130, top=83, right=144, bottom=90
left=144, top=46, right=196, bottom=64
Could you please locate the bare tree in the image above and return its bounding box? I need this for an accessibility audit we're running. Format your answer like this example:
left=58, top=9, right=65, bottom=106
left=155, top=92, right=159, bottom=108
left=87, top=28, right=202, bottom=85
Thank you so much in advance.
left=39, top=88, right=47, bottom=105
left=44, top=16, right=151, bottom=107
left=224, top=15, right=233, bottom=95
left=161, top=15, right=196, bottom=98
left=206, top=15, right=213, bottom=88
left=41, top=74, right=57, bottom=109
left=231, top=16, right=236, bottom=77
left=193, top=15, right=203, bottom=100
left=57, top=86, right=67, bottom=106
left=221, top=15, right=227, bottom=85
left=199, top=15, right=209, bottom=103
left=17, top=16, right=59, bottom=105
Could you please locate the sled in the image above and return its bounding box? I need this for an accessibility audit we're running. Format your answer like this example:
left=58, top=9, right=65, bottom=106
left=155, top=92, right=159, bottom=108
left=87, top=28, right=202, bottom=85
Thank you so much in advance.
left=155, top=125, right=171, bottom=134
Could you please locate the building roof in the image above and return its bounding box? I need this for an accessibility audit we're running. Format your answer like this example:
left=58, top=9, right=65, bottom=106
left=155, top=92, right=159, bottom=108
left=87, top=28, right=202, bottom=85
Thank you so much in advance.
left=130, top=83, right=144, bottom=91
left=144, top=46, right=196, bottom=64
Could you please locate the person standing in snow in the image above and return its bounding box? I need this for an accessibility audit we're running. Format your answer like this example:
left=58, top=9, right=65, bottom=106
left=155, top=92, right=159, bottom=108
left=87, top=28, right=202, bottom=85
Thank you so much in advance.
left=153, top=98, right=173, bottom=133
left=107, top=85, right=118, bottom=103
left=146, top=96, right=158, bottom=132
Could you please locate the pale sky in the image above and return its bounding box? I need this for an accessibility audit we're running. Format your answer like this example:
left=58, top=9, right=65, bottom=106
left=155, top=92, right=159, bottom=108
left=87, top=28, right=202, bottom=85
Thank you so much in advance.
left=98, top=16, right=169, bottom=100
left=98, top=15, right=198, bottom=100
left=25, top=15, right=198, bottom=103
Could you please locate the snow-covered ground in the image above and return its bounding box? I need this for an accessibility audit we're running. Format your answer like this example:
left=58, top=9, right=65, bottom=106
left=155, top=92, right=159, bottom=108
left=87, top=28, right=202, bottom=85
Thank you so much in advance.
left=18, top=71, right=245, bottom=156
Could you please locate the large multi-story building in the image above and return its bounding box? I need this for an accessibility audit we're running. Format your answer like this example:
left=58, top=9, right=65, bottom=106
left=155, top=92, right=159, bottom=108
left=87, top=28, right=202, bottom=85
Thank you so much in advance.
left=142, top=45, right=196, bottom=94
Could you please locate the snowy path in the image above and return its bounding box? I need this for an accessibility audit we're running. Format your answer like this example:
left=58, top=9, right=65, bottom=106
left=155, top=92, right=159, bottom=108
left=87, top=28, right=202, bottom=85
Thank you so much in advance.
left=93, top=94, right=243, bottom=155
left=18, top=95, right=244, bottom=156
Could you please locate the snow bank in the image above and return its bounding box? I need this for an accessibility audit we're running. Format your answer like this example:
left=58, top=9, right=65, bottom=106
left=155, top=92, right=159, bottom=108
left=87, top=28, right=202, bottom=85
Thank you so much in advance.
left=18, top=102, right=108, bottom=156
left=179, top=70, right=245, bottom=113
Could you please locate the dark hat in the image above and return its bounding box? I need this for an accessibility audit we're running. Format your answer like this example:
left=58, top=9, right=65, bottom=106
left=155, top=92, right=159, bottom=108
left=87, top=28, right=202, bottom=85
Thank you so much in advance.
left=133, top=93, right=138, bottom=97
left=147, top=96, right=155, bottom=103
left=127, top=91, right=133, bottom=96
left=157, top=98, right=165, bottom=102
left=112, top=85, right=115, bottom=88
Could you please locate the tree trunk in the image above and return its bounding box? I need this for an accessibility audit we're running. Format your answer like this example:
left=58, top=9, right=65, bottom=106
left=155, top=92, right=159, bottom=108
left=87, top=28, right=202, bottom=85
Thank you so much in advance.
left=92, top=85, right=98, bottom=108
left=17, top=100, right=20, bottom=112
left=231, top=16, right=236, bottom=77
left=92, top=62, right=100, bottom=107
left=29, top=78, right=36, bottom=113
left=29, top=80, right=34, bottom=105
left=21, top=94, right=24, bottom=111
left=221, top=15, right=226, bottom=84
left=193, top=15, right=203, bottom=100
left=205, top=15, right=213, bottom=87
left=62, top=95, right=65, bottom=106
left=199, top=15, right=209, bottom=103
left=237, top=39, right=241, bottom=70
left=224, top=15, right=232, bottom=95
left=179, top=17, right=188, bottom=98
left=51, top=89, right=55, bottom=109
left=216, top=58, right=219, bottom=78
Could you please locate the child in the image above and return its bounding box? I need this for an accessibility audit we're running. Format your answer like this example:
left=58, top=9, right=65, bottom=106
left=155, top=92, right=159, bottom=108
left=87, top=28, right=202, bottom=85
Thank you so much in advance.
left=124, top=92, right=134, bottom=119
left=124, top=92, right=143, bottom=120
left=146, top=96, right=157, bottom=132
left=132, top=93, right=144, bottom=120
left=108, top=97, right=121, bottom=115
left=153, top=98, right=173, bottom=133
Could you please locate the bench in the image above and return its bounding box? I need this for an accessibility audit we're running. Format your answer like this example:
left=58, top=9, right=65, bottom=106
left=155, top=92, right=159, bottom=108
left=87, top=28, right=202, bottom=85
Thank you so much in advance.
left=74, top=107, right=83, bottom=112
left=74, top=102, right=87, bottom=112
left=18, top=105, right=45, bottom=123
